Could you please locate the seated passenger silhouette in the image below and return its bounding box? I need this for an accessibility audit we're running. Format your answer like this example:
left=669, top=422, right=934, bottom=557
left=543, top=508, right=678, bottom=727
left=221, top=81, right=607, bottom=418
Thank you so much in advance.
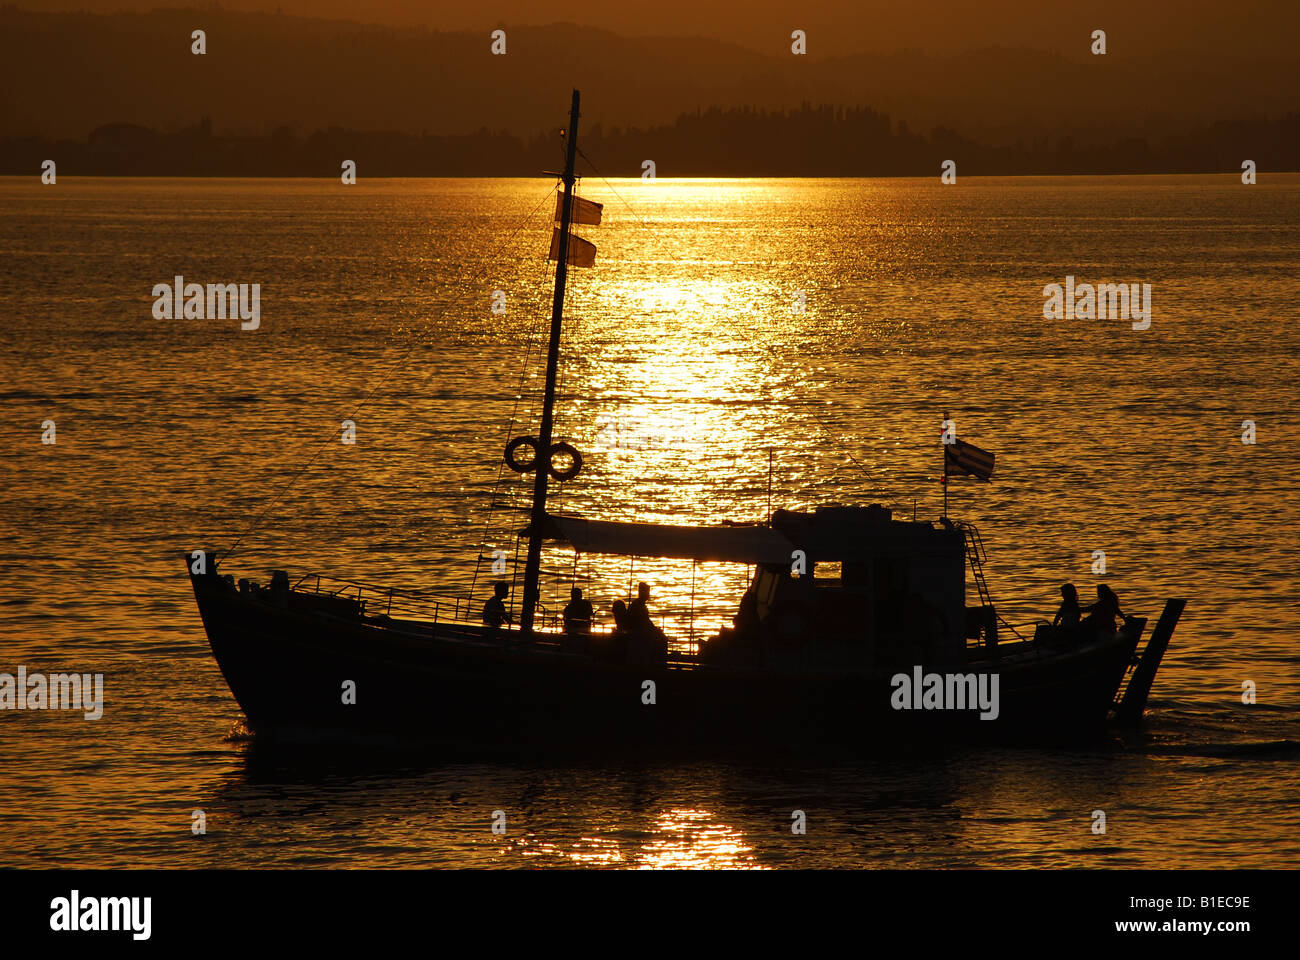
left=610, top=600, right=629, bottom=635
left=563, top=587, right=594, bottom=635
left=589, top=599, right=631, bottom=662
left=1082, top=584, right=1124, bottom=635
left=1103, top=584, right=1124, bottom=619
left=1053, top=583, right=1082, bottom=630
left=482, top=581, right=512, bottom=631
left=627, top=582, right=654, bottom=633
left=732, top=587, right=759, bottom=636
left=626, top=582, right=668, bottom=664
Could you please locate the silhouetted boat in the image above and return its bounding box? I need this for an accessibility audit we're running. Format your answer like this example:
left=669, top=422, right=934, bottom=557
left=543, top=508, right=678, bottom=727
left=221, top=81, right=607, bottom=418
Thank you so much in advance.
left=187, top=90, right=1185, bottom=752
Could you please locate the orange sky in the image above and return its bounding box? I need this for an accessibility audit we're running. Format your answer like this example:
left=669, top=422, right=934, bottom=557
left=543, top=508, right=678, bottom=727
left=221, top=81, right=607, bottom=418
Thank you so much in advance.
left=20, top=0, right=1300, bottom=59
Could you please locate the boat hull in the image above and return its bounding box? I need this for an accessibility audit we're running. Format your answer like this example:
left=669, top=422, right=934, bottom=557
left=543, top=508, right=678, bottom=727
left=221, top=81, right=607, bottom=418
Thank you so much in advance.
left=190, top=569, right=1141, bottom=753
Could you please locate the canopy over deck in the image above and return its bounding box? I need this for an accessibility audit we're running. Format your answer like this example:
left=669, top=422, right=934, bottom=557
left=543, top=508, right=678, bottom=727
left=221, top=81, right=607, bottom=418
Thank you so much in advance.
left=531, top=515, right=796, bottom=564
left=769, top=506, right=962, bottom=561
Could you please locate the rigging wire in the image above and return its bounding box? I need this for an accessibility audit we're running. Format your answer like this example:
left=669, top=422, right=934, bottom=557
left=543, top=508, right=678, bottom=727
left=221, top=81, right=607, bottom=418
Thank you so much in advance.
left=469, top=192, right=565, bottom=598
left=469, top=149, right=588, bottom=600
left=220, top=182, right=561, bottom=563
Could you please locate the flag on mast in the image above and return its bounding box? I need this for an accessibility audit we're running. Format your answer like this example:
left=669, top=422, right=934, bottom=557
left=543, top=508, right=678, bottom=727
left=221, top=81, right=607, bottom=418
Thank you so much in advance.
left=944, top=439, right=996, bottom=481
left=555, top=194, right=603, bottom=226
left=548, top=191, right=601, bottom=266
left=548, top=229, right=597, bottom=268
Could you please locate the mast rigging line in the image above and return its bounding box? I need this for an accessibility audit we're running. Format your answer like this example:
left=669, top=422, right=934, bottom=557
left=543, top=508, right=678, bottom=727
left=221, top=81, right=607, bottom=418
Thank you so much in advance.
left=218, top=182, right=562, bottom=564
left=470, top=240, right=566, bottom=598
left=576, top=147, right=654, bottom=235
left=472, top=109, right=595, bottom=598
left=471, top=108, right=604, bottom=596
left=519, top=89, right=583, bottom=634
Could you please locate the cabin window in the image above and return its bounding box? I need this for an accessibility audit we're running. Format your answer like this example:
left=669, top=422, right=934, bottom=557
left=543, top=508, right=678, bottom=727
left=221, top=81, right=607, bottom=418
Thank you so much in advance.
left=814, top=561, right=842, bottom=585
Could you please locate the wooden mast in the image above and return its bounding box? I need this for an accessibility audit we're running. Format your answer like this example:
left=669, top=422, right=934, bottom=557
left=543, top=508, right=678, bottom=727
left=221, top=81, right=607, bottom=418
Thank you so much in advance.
left=520, top=88, right=581, bottom=635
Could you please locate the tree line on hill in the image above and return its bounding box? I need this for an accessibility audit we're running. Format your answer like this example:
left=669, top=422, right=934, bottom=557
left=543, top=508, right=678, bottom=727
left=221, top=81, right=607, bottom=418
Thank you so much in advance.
left=4, top=104, right=1296, bottom=177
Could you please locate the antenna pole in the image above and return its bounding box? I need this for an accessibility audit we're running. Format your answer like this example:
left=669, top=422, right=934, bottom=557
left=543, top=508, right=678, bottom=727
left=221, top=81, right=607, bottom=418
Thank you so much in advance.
left=520, top=89, right=581, bottom=636
left=942, top=410, right=949, bottom=520
left=767, top=447, right=774, bottom=523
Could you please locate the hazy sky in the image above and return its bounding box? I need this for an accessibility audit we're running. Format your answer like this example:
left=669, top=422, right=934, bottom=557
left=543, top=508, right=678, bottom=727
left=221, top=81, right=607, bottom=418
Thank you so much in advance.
left=4, top=2, right=1296, bottom=144
left=23, top=0, right=1300, bottom=59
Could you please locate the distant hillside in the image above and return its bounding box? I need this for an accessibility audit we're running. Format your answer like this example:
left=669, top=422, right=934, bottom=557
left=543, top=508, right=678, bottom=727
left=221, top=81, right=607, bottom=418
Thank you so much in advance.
left=2, top=6, right=1298, bottom=150
left=18, top=0, right=1300, bottom=62
left=4, top=105, right=1295, bottom=177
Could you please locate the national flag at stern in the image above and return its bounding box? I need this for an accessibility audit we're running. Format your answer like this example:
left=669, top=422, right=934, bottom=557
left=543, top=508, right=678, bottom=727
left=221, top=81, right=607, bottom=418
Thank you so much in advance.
left=944, top=438, right=996, bottom=481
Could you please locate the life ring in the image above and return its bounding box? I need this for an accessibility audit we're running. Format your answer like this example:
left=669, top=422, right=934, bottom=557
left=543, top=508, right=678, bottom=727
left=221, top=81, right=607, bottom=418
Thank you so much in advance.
left=548, top=442, right=583, bottom=482
left=504, top=435, right=540, bottom=473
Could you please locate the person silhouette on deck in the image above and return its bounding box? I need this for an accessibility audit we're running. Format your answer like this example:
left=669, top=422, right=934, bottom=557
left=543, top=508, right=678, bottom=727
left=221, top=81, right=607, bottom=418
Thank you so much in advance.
left=1082, top=584, right=1124, bottom=634
left=482, top=581, right=512, bottom=631
left=627, top=582, right=654, bottom=633
left=626, top=582, right=668, bottom=663
left=1053, top=583, right=1082, bottom=630
left=563, top=587, right=594, bottom=635
left=610, top=600, right=629, bottom=634
left=592, top=599, right=632, bottom=662
left=732, top=585, right=759, bottom=637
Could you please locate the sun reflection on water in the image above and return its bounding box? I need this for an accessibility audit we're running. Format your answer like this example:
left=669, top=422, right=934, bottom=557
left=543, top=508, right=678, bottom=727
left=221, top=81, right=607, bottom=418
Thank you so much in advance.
left=635, top=808, right=765, bottom=870
left=510, top=807, right=763, bottom=869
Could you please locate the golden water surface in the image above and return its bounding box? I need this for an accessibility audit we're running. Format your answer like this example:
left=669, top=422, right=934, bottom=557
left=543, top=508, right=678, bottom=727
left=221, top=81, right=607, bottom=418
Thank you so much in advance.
left=0, top=175, right=1297, bottom=868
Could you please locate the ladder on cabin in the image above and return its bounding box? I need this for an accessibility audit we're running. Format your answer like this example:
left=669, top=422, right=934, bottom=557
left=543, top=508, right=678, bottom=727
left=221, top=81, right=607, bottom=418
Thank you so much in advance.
left=958, top=522, right=993, bottom=609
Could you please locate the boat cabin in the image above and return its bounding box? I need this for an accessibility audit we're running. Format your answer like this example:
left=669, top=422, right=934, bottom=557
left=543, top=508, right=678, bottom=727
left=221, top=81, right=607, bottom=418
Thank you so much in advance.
left=541, top=504, right=968, bottom=671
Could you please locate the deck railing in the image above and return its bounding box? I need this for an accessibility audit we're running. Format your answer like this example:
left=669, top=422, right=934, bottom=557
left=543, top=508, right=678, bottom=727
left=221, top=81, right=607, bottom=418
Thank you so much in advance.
left=290, top=573, right=483, bottom=626
left=286, top=571, right=1060, bottom=658
left=287, top=572, right=732, bottom=650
